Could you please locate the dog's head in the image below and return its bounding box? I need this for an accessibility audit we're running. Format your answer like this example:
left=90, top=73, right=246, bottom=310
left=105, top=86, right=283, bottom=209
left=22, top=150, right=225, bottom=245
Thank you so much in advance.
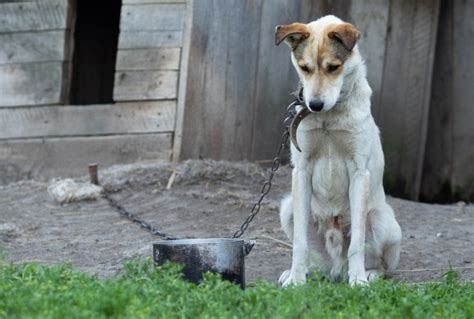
left=276, top=15, right=361, bottom=112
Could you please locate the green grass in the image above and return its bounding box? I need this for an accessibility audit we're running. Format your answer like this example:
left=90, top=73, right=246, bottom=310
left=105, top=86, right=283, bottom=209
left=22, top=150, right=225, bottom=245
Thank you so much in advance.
left=0, top=258, right=473, bottom=319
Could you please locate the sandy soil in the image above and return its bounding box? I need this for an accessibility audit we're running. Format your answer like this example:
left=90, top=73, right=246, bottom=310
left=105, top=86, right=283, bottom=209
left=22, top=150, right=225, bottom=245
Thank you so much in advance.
left=0, top=160, right=472, bottom=283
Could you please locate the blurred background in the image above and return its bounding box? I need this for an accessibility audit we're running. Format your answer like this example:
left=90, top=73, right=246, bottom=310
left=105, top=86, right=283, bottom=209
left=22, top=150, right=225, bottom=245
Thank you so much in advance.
left=0, top=0, right=472, bottom=203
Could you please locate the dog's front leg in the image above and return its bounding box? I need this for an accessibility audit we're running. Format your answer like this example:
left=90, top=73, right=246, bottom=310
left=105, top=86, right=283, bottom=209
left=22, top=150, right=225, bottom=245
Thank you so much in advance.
left=283, top=167, right=312, bottom=286
left=348, top=169, right=370, bottom=285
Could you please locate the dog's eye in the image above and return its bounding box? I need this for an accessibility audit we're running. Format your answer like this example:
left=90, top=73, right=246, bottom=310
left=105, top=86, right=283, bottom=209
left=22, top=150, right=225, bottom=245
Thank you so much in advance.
left=299, top=65, right=310, bottom=73
left=327, top=64, right=341, bottom=73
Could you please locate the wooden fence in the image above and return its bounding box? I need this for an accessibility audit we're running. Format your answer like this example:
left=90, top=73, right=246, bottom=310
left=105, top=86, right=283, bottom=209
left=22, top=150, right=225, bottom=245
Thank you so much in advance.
left=421, top=0, right=474, bottom=201
left=0, top=0, right=472, bottom=201
left=176, top=0, right=474, bottom=201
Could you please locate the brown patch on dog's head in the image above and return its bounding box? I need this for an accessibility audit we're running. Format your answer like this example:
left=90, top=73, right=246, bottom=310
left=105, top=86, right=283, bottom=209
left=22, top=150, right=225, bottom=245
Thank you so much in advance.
left=309, top=22, right=360, bottom=79
left=275, top=23, right=310, bottom=50
left=276, top=16, right=362, bottom=115
left=327, top=23, right=360, bottom=52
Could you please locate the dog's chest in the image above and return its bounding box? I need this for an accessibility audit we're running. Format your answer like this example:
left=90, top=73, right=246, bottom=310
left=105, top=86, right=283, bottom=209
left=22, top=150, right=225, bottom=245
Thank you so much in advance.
left=296, top=124, right=356, bottom=218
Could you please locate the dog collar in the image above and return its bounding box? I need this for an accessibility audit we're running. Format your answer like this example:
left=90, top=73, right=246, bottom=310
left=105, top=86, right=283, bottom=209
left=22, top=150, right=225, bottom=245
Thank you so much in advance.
left=289, top=88, right=311, bottom=152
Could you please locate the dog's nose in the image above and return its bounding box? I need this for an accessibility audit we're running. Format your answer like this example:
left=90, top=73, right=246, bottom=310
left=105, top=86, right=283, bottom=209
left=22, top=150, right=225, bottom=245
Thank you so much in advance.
left=308, top=100, right=324, bottom=112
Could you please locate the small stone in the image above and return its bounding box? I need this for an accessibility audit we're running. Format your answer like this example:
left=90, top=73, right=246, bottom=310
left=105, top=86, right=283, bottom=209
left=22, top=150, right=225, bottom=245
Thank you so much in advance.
left=436, top=232, right=443, bottom=238
left=0, top=223, right=20, bottom=242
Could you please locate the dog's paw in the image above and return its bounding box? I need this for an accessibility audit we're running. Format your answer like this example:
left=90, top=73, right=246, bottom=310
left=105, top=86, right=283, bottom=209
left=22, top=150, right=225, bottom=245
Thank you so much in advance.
left=278, top=270, right=291, bottom=286
left=349, top=273, right=368, bottom=286
left=366, top=269, right=383, bottom=282
left=279, top=270, right=307, bottom=287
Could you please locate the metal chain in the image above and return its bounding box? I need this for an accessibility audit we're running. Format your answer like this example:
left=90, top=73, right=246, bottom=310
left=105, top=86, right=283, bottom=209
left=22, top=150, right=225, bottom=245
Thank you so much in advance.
left=233, top=94, right=302, bottom=238
left=103, top=193, right=179, bottom=240
left=103, top=91, right=303, bottom=240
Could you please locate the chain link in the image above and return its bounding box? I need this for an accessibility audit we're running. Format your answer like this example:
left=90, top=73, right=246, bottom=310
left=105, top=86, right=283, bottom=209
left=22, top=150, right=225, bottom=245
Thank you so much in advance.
left=104, top=193, right=179, bottom=240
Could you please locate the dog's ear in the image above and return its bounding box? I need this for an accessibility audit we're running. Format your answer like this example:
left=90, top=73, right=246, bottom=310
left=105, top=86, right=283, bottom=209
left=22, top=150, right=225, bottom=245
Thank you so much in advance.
left=275, top=23, right=310, bottom=50
left=327, top=23, right=360, bottom=51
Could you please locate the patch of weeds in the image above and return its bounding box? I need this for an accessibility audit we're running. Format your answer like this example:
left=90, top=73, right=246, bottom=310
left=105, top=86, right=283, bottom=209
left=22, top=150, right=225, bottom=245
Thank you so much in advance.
left=0, top=259, right=473, bottom=318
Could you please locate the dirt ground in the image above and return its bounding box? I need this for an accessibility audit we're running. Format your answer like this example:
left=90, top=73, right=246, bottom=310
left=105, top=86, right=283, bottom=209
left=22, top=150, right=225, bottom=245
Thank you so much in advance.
left=0, top=160, right=473, bottom=283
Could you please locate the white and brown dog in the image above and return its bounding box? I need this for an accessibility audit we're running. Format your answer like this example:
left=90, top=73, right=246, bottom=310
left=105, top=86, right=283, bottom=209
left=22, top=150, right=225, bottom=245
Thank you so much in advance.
left=276, top=15, right=402, bottom=286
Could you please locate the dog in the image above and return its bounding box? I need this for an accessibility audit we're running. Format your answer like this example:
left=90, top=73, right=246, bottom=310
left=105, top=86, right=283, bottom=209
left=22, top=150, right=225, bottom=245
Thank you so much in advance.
left=275, top=15, right=402, bottom=286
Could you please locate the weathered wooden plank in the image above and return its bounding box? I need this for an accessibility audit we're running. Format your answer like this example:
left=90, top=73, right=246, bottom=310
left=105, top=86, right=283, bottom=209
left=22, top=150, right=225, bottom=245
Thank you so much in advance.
left=123, top=0, right=186, bottom=3
left=0, top=133, right=172, bottom=183
left=0, top=101, right=176, bottom=139
left=179, top=0, right=227, bottom=159
left=179, top=0, right=263, bottom=160
left=450, top=0, right=474, bottom=200
left=113, top=70, right=178, bottom=101
left=421, top=0, right=454, bottom=202
left=219, top=0, right=262, bottom=159
left=349, top=0, right=390, bottom=121
left=250, top=0, right=302, bottom=161
left=422, top=0, right=474, bottom=201
left=405, top=0, right=440, bottom=199
left=120, top=4, right=185, bottom=31
left=116, top=48, right=181, bottom=71
left=171, top=0, right=193, bottom=162
left=0, top=0, right=68, bottom=32
left=61, top=0, right=76, bottom=104
left=0, top=62, right=65, bottom=107
left=0, top=30, right=66, bottom=65
left=118, top=31, right=183, bottom=49
left=378, top=0, right=440, bottom=199
left=378, top=0, right=414, bottom=192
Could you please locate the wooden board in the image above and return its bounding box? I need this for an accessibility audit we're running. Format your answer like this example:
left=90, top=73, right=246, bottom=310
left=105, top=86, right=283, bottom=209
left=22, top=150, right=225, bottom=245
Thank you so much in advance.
left=0, top=133, right=172, bottom=183
left=450, top=0, right=474, bottom=199
left=0, top=0, right=68, bottom=32
left=349, top=0, right=390, bottom=121
left=113, top=70, right=178, bottom=101
left=120, top=4, right=185, bottom=31
left=421, top=0, right=474, bottom=201
left=171, top=0, right=193, bottom=162
left=0, top=101, right=176, bottom=139
left=179, top=0, right=263, bottom=160
left=249, top=0, right=302, bottom=161
left=378, top=0, right=440, bottom=199
left=0, top=30, right=66, bottom=65
left=116, top=48, right=181, bottom=71
left=118, top=30, right=183, bottom=49
left=0, top=62, right=65, bottom=107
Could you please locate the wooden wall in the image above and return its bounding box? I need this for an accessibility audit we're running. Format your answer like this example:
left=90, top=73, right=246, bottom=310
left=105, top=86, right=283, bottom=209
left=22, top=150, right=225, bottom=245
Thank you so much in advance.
left=0, top=0, right=73, bottom=106
left=0, top=0, right=188, bottom=183
left=377, top=0, right=440, bottom=199
left=421, top=0, right=474, bottom=201
left=0, top=0, right=471, bottom=201
left=113, top=0, right=186, bottom=101
left=176, top=0, right=441, bottom=200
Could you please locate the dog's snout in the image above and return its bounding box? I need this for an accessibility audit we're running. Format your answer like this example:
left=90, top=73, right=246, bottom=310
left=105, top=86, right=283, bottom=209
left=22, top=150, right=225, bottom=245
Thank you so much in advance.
left=308, top=100, right=324, bottom=112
